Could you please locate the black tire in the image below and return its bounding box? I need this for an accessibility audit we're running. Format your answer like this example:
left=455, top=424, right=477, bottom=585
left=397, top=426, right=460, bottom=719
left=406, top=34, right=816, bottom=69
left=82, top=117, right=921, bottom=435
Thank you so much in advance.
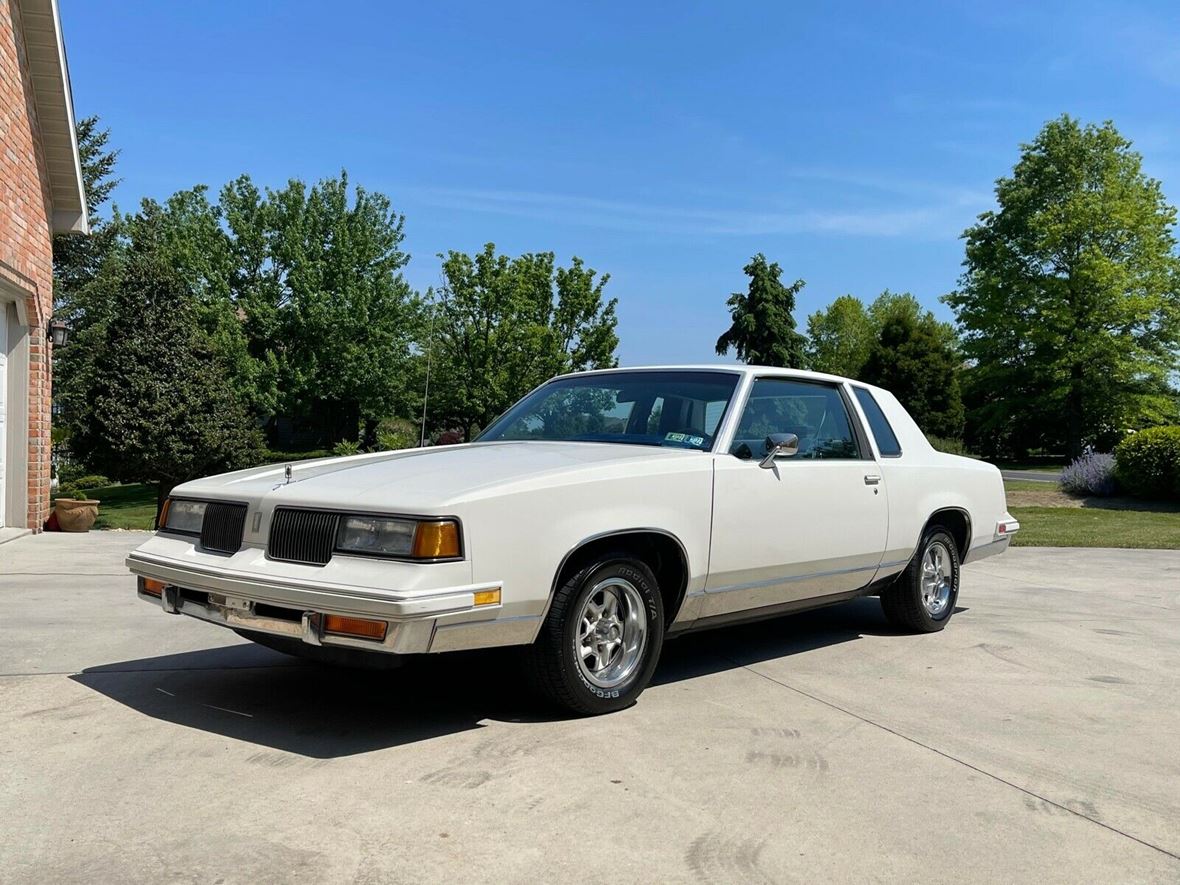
left=232, top=629, right=406, bottom=670
left=880, top=528, right=960, bottom=633
left=526, top=553, right=664, bottom=715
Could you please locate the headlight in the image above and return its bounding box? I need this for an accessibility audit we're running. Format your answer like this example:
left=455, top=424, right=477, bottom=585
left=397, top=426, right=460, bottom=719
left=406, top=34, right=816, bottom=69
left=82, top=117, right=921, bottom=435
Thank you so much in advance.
left=335, top=515, right=416, bottom=556
left=162, top=499, right=206, bottom=534
left=335, top=516, right=461, bottom=560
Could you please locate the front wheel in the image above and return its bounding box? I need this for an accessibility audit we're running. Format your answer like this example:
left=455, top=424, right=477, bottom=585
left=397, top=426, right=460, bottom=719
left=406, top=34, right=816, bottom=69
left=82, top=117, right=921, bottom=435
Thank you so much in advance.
left=880, top=528, right=960, bottom=633
left=526, top=554, right=664, bottom=715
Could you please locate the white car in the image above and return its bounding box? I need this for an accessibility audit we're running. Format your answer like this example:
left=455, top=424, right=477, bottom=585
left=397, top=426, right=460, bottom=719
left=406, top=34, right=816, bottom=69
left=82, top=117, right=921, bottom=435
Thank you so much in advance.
left=127, top=365, right=1019, bottom=714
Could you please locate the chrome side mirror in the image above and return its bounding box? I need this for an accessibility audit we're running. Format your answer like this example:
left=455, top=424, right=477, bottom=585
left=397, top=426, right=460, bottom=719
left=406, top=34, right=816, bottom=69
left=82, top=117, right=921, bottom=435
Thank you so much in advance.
left=759, top=432, right=799, bottom=468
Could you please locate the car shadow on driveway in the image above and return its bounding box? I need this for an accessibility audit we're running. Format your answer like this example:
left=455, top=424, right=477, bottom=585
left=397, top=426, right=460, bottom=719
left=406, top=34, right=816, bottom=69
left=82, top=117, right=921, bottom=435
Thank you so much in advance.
left=654, top=596, right=954, bottom=684
left=71, top=597, right=954, bottom=759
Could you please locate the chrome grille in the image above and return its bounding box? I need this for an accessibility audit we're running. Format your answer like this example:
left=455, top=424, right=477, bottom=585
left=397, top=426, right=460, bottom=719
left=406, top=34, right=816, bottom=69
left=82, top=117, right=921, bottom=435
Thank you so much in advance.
left=267, top=509, right=340, bottom=565
left=199, top=502, right=247, bottom=554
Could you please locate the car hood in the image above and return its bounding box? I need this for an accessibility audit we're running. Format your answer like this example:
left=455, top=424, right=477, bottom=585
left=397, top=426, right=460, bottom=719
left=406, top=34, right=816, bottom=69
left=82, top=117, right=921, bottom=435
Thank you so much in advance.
left=171, top=441, right=706, bottom=512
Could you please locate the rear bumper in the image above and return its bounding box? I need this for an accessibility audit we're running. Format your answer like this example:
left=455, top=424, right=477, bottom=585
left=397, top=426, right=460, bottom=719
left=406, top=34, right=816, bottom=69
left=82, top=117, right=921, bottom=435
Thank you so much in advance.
left=963, top=515, right=1020, bottom=564
left=127, top=550, right=538, bottom=655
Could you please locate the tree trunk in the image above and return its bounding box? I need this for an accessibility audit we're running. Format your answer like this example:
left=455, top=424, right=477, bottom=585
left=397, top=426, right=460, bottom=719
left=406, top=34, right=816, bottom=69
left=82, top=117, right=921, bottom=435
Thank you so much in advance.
left=1066, top=364, right=1085, bottom=460
left=361, top=417, right=379, bottom=451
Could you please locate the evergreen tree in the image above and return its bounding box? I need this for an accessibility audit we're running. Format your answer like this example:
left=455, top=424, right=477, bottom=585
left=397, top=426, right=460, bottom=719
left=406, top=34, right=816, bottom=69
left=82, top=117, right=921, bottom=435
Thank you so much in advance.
left=716, top=254, right=807, bottom=367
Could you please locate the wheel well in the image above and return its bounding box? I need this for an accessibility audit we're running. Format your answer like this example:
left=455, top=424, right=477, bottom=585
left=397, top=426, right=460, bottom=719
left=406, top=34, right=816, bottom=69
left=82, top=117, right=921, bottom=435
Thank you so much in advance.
left=553, top=531, right=690, bottom=624
left=924, top=508, right=971, bottom=560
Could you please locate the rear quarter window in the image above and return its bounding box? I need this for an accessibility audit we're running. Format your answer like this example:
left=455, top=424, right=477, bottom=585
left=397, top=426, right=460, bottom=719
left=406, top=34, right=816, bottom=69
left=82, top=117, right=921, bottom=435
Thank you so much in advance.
left=853, top=387, right=902, bottom=457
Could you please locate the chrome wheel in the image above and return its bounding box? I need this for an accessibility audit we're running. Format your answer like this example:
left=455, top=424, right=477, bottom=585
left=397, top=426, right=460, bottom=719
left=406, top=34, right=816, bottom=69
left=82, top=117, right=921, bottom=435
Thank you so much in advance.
left=920, top=540, right=954, bottom=617
left=575, top=577, right=648, bottom=689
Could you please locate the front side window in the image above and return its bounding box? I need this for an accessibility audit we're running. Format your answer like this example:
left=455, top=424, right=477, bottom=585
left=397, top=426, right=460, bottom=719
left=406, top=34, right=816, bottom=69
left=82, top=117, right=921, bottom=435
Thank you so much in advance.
left=853, top=387, right=902, bottom=457
left=478, top=371, right=740, bottom=451
left=730, top=378, right=861, bottom=460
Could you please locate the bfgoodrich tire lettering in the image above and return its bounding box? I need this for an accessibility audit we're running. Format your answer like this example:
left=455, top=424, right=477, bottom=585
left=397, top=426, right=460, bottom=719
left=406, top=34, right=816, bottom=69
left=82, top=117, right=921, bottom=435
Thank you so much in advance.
left=527, top=554, right=664, bottom=715
left=880, top=528, right=961, bottom=633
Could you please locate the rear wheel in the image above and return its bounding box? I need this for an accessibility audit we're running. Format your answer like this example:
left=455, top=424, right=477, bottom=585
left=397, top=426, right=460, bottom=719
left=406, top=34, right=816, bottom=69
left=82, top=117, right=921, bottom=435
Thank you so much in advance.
left=881, top=528, right=960, bottom=633
left=527, top=554, right=664, bottom=715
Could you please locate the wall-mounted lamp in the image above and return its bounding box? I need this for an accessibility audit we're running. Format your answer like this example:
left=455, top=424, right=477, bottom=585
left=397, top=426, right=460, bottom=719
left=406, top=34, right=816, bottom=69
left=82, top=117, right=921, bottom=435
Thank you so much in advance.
left=48, top=318, right=69, bottom=348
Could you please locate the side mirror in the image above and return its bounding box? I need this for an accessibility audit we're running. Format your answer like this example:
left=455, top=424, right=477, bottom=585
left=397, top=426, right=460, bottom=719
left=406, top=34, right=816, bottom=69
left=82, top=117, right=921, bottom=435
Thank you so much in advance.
left=759, top=432, right=799, bottom=468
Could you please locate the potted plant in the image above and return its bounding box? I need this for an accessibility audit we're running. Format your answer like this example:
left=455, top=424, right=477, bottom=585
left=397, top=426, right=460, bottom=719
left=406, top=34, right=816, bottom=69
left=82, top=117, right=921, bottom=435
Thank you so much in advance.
left=53, top=474, right=107, bottom=532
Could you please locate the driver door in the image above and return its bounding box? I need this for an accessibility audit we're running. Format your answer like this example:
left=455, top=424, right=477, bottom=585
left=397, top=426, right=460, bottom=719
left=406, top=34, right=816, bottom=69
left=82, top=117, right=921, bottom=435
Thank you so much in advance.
left=702, top=377, right=888, bottom=619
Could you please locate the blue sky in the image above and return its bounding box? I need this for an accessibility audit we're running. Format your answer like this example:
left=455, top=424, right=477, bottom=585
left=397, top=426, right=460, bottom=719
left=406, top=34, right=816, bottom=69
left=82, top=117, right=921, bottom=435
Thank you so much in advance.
left=63, top=1, right=1180, bottom=365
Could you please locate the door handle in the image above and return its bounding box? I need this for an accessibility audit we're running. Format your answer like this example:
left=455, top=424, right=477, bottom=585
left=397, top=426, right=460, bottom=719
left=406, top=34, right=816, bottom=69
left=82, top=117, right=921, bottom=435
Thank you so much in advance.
left=864, top=474, right=881, bottom=485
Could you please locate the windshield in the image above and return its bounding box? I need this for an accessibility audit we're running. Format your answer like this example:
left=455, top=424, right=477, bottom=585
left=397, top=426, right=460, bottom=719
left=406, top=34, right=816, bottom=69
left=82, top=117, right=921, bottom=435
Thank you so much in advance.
left=477, top=370, right=740, bottom=451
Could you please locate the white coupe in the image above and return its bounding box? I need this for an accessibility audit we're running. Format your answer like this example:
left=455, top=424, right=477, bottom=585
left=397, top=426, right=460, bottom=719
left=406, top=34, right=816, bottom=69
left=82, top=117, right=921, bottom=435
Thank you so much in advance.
left=127, top=366, right=1019, bottom=714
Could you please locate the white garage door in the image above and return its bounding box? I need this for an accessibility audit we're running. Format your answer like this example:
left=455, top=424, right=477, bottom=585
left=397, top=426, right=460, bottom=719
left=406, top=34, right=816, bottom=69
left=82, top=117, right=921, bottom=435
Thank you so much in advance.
left=0, top=302, right=7, bottom=526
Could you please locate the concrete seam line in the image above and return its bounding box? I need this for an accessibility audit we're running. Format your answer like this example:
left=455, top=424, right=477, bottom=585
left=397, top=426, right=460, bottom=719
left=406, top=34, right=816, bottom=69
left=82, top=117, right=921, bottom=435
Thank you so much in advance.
left=0, top=572, right=131, bottom=576
left=0, top=664, right=299, bottom=677
left=734, top=659, right=1180, bottom=864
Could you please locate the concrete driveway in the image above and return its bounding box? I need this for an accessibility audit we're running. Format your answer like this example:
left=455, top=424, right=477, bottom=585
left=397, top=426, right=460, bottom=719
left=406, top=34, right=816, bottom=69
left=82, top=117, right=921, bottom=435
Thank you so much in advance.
left=1, top=533, right=1178, bottom=883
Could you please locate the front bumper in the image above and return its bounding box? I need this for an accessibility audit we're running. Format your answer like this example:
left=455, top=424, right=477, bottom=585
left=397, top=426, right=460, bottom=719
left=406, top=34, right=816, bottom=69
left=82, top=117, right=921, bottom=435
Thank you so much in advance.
left=128, top=549, right=537, bottom=655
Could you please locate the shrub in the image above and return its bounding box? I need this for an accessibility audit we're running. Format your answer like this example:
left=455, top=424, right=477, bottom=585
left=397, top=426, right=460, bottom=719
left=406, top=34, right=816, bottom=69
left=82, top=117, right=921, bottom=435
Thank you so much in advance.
left=55, top=462, right=87, bottom=486
left=375, top=417, right=419, bottom=451
left=260, top=448, right=333, bottom=464
left=331, top=440, right=360, bottom=457
left=71, top=474, right=111, bottom=491
left=926, top=435, right=970, bottom=456
left=55, top=474, right=111, bottom=502
left=1114, top=426, right=1180, bottom=500
left=1060, top=451, right=1118, bottom=496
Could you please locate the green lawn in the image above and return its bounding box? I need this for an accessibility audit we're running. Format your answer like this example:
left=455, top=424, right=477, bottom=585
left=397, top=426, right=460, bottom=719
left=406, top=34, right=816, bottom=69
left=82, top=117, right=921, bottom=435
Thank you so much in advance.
left=1003, top=478, right=1180, bottom=548
left=1004, top=479, right=1056, bottom=493
left=1009, top=506, right=1180, bottom=548
left=84, top=483, right=157, bottom=531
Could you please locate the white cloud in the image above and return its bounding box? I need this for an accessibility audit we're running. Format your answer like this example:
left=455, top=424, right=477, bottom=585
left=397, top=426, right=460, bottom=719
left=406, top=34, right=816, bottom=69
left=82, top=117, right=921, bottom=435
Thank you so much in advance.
left=405, top=185, right=979, bottom=240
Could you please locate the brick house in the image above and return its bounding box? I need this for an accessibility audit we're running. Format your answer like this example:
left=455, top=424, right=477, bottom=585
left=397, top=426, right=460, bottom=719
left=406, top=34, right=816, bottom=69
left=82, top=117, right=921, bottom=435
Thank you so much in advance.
left=0, top=0, right=87, bottom=533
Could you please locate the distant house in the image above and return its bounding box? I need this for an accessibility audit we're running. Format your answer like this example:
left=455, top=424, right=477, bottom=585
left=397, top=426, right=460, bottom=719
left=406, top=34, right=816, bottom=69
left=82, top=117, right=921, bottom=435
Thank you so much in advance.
left=1, top=0, right=87, bottom=532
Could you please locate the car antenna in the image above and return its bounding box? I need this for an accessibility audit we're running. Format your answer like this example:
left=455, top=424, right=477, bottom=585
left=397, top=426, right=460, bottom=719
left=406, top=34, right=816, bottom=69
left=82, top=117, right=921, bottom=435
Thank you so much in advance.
left=419, top=281, right=439, bottom=448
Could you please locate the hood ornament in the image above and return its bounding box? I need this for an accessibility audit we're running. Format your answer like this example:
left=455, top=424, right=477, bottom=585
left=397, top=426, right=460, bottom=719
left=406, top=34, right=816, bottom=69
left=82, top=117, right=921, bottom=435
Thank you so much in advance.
left=284, top=464, right=293, bottom=485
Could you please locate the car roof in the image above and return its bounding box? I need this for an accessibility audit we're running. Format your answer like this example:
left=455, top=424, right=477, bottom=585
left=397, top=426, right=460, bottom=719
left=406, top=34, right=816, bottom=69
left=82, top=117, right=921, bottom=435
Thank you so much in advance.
left=556, top=364, right=860, bottom=386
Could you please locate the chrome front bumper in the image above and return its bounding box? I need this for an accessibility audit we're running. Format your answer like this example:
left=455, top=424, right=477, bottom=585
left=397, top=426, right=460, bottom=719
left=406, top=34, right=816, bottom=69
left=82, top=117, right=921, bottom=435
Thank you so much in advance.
left=128, top=550, right=538, bottom=655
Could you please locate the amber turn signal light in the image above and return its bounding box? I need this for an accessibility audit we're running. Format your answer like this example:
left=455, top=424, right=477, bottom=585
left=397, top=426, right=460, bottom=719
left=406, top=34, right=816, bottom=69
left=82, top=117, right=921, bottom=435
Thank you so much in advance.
left=473, top=588, right=501, bottom=606
left=411, top=520, right=461, bottom=559
left=141, top=577, right=166, bottom=598
left=323, top=614, right=388, bottom=641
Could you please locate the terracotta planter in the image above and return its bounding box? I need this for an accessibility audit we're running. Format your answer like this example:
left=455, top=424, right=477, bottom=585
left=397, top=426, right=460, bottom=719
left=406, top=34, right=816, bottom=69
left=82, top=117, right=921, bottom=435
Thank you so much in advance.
left=54, top=498, right=100, bottom=533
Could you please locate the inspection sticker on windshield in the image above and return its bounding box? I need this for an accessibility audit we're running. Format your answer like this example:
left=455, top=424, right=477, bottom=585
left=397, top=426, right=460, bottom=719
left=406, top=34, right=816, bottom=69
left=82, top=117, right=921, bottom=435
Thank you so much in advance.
left=665, top=432, right=705, bottom=447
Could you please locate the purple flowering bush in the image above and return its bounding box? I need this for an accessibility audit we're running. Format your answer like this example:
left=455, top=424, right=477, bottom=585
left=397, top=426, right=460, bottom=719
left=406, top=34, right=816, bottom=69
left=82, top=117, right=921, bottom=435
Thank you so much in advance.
left=1060, top=451, right=1118, bottom=497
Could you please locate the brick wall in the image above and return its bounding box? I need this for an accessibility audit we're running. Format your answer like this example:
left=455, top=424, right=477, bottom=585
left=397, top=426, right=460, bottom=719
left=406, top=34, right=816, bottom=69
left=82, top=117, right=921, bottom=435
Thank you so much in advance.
left=1, top=0, right=56, bottom=530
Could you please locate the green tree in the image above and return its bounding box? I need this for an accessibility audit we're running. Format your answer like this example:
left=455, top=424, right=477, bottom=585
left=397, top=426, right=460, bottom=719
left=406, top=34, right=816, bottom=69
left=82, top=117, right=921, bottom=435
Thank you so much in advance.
left=804, top=294, right=874, bottom=376
left=53, top=117, right=123, bottom=466
left=946, top=116, right=1180, bottom=458
left=125, top=188, right=266, bottom=412
left=860, top=308, right=965, bottom=439
left=64, top=247, right=262, bottom=514
left=53, top=116, right=120, bottom=318
left=426, top=244, right=618, bottom=440
left=716, top=254, right=806, bottom=367
left=224, top=173, right=424, bottom=441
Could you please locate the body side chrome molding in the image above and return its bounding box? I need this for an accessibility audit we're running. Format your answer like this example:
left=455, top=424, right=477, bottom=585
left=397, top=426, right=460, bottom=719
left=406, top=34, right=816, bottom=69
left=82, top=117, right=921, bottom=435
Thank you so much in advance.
left=962, top=535, right=1012, bottom=564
